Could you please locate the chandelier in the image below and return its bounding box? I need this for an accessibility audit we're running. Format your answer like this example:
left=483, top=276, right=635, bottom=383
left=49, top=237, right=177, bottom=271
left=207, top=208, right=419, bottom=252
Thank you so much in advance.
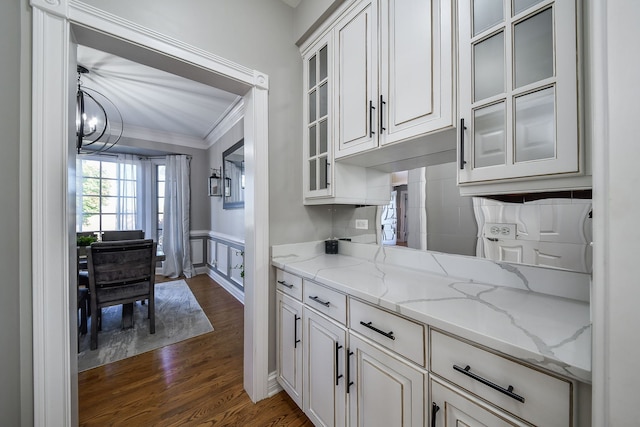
left=76, top=65, right=123, bottom=154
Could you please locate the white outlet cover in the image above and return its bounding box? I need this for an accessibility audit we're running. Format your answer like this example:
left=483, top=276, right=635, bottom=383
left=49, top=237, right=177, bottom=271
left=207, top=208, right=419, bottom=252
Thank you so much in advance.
left=355, top=219, right=369, bottom=229
left=484, top=223, right=517, bottom=239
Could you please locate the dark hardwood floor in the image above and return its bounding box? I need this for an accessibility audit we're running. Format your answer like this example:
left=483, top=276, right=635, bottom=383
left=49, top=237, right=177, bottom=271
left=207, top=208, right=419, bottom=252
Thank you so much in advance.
left=78, top=274, right=313, bottom=426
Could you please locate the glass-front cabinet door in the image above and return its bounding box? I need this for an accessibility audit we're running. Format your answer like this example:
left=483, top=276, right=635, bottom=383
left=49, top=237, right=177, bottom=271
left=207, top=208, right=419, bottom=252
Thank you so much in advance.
left=303, top=33, right=333, bottom=199
left=458, top=0, right=580, bottom=184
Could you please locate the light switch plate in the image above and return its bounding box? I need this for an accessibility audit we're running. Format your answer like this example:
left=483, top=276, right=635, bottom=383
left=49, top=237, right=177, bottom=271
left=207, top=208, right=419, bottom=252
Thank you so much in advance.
left=355, top=219, right=369, bottom=229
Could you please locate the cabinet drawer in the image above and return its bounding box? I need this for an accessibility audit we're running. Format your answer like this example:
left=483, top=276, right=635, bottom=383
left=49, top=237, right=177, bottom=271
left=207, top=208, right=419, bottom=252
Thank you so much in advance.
left=349, top=298, right=425, bottom=366
left=276, top=269, right=303, bottom=300
left=430, top=330, right=572, bottom=427
left=303, top=280, right=347, bottom=325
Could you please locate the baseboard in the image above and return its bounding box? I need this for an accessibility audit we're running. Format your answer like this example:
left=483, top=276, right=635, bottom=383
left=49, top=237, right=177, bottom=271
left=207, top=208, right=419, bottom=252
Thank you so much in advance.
left=206, top=267, right=245, bottom=304
left=268, top=370, right=283, bottom=397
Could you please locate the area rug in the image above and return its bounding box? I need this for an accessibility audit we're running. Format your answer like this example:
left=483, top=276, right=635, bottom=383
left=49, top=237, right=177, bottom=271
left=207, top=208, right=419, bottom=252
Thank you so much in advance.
left=77, top=280, right=214, bottom=372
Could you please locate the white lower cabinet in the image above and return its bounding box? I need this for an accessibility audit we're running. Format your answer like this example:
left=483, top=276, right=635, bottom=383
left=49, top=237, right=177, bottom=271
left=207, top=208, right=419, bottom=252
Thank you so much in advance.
left=276, top=291, right=303, bottom=408
left=430, top=376, right=526, bottom=427
left=303, top=308, right=347, bottom=427
left=348, top=333, right=425, bottom=427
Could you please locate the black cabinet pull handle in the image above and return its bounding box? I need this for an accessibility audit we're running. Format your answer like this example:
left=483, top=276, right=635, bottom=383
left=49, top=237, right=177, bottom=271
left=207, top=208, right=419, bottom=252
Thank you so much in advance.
left=325, top=161, right=330, bottom=187
left=453, top=364, right=525, bottom=403
left=360, top=321, right=395, bottom=340
left=431, top=402, right=440, bottom=427
left=277, top=280, right=294, bottom=289
left=294, top=315, right=301, bottom=348
left=369, top=100, right=376, bottom=138
left=346, top=349, right=354, bottom=393
left=459, top=118, right=468, bottom=170
left=309, top=295, right=330, bottom=307
left=335, top=343, right=343, bottom=386
left=379, top=95, right=386, bottom=133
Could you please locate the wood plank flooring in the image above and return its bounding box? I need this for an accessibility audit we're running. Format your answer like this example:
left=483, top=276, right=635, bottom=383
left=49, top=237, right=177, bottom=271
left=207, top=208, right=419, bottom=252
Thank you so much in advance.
left=78, top=274, right=313, bottom=426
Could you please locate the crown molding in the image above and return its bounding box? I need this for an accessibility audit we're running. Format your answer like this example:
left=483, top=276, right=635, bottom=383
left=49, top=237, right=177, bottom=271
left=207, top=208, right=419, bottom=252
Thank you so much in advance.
left=205, top=98, right=245, bottom=148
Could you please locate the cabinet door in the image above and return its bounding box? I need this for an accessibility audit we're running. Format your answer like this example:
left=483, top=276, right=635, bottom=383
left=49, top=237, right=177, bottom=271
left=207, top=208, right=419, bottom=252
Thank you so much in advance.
left=276, top=291, right=303, bottom=408
left=379, top=0, right=453, bottom=146
left=303, top=33, right=333, bottom=199
left=348, top=334, right=424, bottom=427
left=430, top=377, right=527, bottom=427
left=335, top=0, right=378, bottom=158
left=304, top=308, right=347, bottom=427
left=458, top=0, right=579, bottom=184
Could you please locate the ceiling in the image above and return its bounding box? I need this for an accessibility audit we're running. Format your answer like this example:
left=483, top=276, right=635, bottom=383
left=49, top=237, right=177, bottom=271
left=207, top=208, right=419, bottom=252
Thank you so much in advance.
left=76, top=45, right=241, bottom=153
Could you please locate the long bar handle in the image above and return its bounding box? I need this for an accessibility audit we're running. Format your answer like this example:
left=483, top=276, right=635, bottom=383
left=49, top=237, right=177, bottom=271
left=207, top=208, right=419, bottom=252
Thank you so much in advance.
left=431, top=402, right=440, bottom=427
left=277, top=280, right=294, bottom=289
left=453, top=364, right=525, bottom=403
left=379, top=95, right=386, bottom=133
left=309, top=295, right=330, bottom=307
left=335, top=343, right=344, bottom=386
left=459, top=118, right=467, bottom=170
left=369, top=100, right=376, bottom=138
left=346, top=349, right=354, bottom=393
left=325, top=161, right=331, bottom=187
left=294, top=315, right=301, bottom=348
left=360, top=321, right=396, bottom=340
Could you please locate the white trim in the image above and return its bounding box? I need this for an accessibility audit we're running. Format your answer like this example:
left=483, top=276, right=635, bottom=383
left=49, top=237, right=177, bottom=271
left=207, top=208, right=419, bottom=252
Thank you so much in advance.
left=242, top=84, right=271, bottom=402
left=268, top=370, right=284, bottom=397
left=205, top=267, right=245, bottom=304
left=31, top=7, right=75, bottom=425
left=590, top=0, right=607, bottom=425
left=205, top=97, right=245, bottom=147
left=31, top=1, right=271, bottom=423
left=122, top=124, right=207, bottom=149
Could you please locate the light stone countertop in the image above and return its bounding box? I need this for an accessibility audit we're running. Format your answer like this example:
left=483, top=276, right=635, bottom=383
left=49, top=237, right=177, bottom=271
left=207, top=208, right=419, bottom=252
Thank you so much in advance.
left=272, top=241, right=591, bottom=383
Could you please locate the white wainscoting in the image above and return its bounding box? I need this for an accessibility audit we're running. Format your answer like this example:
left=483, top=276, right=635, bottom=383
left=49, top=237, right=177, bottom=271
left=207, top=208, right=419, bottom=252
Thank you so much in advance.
left=191, top=231, right=245, bottom=303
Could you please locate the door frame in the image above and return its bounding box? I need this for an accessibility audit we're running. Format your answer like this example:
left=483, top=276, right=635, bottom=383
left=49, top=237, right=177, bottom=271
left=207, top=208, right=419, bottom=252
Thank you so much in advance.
left=30, top=1, right=270, bottom=424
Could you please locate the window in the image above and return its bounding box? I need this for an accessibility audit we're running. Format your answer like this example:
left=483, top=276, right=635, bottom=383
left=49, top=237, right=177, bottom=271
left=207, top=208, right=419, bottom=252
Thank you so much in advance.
left=76, top=157, right=139, bottom=233
left=156, top=164, right=165, bottom=249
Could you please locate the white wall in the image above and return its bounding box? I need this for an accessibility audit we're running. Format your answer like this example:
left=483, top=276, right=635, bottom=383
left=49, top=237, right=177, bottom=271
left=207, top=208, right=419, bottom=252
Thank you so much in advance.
left=208, top=120, right=245, bottom=239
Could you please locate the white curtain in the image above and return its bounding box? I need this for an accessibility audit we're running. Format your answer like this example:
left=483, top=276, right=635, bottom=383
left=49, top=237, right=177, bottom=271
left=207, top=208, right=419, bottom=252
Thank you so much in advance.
left=162, top=155, right=194, bottom=278
left=116, top=153, right=143, bottom=230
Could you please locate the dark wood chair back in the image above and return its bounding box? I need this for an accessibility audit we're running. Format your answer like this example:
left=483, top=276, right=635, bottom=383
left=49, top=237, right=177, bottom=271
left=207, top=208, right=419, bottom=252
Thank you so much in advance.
left=87, top=239, right=157, bottom=350
left=101, top=230, right=145, bottom=241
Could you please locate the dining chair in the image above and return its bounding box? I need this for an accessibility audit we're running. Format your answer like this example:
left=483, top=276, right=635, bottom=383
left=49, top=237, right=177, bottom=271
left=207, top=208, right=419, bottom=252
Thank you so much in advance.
left=101, top=230, right=145, bottom=241
left=86, top=239, right=157, bottom=350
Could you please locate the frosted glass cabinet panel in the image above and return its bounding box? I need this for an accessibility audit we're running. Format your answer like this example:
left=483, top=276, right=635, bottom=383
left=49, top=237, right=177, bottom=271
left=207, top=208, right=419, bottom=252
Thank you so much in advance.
left=458, top=0, right=580, bottom=185
left=303, top=34, right=333, bottom=198
left=473, top=31, right=505, bottom=102
left=514, top=86, right=555, bottom=162
left=473, top=0, right=504, bottom=36
left=514, top=8, right=553, bottom=88
left=473, top=102, right=506, bottom=168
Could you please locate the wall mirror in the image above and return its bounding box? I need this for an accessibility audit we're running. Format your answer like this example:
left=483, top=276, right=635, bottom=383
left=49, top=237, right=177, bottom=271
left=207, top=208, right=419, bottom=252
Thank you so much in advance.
left=223, top=139, right=244, bottom=209
left=332, top=161, right=593, bottom=274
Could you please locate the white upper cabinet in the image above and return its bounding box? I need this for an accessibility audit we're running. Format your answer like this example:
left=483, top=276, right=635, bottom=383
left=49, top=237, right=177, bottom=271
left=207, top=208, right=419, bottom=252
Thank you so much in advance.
left=458, top=0, right=582, bottom=185
left=302, top=29, right=391, bottom=205
left=303, top=33, right=333, bottom=199
left=335, top=0, right=454, bottom=158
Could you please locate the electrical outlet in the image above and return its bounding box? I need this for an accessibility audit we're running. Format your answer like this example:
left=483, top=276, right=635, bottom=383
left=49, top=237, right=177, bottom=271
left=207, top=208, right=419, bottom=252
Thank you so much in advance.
left=355, top=219, right=369, bottom=229
left=484, top=223, right=517, bottom=240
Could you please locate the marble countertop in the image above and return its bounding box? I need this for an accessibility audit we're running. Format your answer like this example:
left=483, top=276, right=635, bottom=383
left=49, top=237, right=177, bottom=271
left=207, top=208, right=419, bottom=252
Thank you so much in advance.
left=272, top=242, right=591, bottom=383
